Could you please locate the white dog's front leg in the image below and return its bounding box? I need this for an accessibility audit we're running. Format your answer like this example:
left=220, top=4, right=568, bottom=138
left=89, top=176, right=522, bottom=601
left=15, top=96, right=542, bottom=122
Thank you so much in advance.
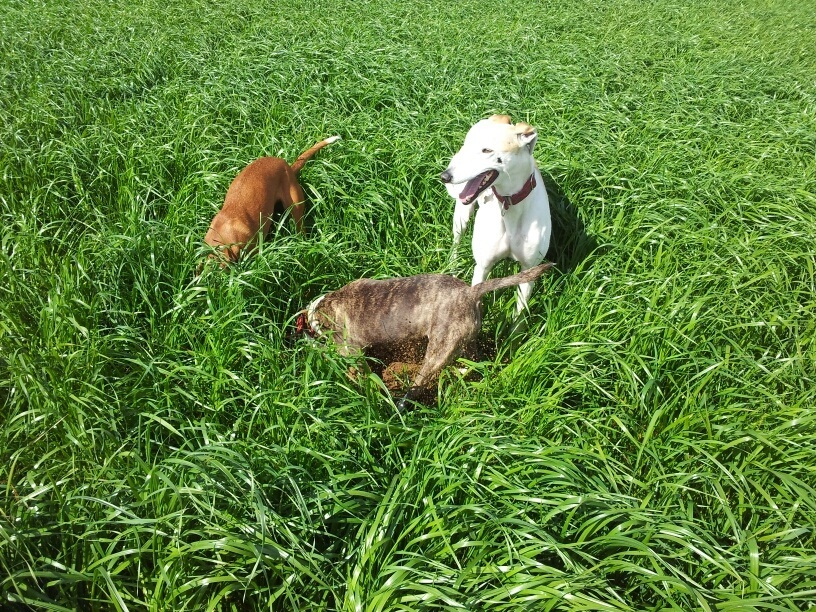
left=471, top=199, right=508, bottom=286
left=452, top=201, right=474, bottom=247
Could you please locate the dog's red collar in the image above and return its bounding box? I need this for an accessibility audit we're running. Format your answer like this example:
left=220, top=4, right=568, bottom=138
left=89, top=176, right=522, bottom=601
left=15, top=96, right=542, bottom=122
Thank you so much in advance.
left=296, top=295, right=326, bottom=338
left=295, top=312, right=316, bottom=337
left=492, top=173, right=536, bottom=210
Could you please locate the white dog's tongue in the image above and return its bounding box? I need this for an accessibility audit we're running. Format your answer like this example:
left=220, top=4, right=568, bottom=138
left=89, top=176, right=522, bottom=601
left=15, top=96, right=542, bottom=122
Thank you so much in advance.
left=459, top=170, right=499, bottom=205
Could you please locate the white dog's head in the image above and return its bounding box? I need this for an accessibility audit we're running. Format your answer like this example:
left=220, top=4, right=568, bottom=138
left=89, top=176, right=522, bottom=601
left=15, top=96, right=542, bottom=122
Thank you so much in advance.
left=440, top=115, right=538, bottom=205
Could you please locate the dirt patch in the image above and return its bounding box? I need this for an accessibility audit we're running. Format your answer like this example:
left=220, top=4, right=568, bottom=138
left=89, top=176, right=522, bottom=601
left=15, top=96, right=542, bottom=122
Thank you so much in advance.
left=373, top=332, right=498, bottom=399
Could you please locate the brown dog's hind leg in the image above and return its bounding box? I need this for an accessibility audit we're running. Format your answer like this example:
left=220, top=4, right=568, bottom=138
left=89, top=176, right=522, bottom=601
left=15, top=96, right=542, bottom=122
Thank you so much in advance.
left=288, top=181, right=307, bottom=234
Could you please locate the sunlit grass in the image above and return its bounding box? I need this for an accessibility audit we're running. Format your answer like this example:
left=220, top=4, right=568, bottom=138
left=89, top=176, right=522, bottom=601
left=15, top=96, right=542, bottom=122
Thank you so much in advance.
left=1, top=0, right=815, bottom=608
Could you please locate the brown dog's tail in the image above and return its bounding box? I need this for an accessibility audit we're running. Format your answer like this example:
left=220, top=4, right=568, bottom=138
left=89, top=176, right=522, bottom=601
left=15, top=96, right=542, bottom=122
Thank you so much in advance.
left=290, top=135, right=341, bottom=174
left=471, top=262, right=555, bottom=299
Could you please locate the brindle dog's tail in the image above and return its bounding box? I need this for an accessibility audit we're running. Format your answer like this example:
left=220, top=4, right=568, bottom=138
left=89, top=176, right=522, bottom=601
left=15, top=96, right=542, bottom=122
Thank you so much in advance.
left=471, top=262, right=555, bottom=299
left=290, top=135, right=341, bottom=174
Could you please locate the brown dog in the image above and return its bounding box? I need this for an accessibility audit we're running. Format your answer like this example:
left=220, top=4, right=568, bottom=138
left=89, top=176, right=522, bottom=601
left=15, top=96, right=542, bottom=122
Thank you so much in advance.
left=296, top=262, right=554, bottom=410
left=202, top=135, right=340, bottom=265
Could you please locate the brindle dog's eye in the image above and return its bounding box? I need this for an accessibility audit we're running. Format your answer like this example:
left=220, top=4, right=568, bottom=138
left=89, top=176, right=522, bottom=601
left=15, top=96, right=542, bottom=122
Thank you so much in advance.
left=482, top=148, right=493, bottom=154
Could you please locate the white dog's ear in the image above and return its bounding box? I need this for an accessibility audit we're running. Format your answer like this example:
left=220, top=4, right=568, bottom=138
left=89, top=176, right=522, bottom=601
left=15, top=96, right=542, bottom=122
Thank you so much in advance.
left=515, top=123, right=538, bottom=151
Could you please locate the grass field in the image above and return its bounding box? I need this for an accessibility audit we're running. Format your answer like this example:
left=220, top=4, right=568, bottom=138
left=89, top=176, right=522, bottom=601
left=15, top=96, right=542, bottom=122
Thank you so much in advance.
left=2, top=0, right=816, bottom=608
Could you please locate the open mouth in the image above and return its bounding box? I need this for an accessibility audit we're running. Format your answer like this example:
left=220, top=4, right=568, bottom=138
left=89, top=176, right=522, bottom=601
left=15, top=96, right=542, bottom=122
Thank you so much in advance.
left=458, top=170, right=499, bottom=205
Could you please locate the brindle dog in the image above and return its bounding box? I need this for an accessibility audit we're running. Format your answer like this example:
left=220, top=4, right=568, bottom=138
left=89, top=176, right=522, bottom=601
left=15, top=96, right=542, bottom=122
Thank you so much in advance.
left=296, top=262, right=554, bottom=411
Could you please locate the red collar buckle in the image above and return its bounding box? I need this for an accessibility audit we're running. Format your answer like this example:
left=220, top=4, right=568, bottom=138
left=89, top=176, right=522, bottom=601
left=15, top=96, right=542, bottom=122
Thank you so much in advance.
left=493, top=173, right=536, bottom=210
left=295, top=312, right=315, bottom=337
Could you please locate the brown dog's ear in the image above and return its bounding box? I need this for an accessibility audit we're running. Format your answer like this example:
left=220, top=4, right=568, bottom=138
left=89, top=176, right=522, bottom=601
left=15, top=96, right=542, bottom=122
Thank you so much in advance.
left=515, top=122, right=538, bottom=150
left=488, top=114, right=512, bottom=124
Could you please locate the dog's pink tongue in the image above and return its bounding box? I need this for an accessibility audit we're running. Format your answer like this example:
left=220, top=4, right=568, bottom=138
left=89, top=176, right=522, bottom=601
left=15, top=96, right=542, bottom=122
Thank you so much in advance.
left=459, top=170, right=499, bottom=205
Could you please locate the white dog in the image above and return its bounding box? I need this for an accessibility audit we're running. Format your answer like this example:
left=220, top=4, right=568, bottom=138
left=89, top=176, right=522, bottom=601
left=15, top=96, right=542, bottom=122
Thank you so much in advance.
left=441, top=115, right=552, bottom=315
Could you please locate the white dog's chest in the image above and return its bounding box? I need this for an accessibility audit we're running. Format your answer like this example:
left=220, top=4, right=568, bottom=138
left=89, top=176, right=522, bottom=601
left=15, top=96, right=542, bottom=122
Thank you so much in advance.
left=473, top=192, right=546, bottom=249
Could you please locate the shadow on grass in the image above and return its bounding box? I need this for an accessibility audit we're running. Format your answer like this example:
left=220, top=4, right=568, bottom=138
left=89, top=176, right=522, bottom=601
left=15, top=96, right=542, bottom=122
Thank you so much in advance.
left=542, top=172, right=598, bottom=273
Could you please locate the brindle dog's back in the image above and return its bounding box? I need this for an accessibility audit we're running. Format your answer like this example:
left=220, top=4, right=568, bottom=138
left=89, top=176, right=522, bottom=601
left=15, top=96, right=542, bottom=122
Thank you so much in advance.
left=317, top=274, right=480, bottom=350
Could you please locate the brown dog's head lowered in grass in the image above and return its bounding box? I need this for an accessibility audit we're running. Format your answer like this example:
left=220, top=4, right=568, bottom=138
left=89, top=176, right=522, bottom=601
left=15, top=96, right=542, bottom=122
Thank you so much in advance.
left=296, top=261, right=555, bottom=411
left=199, top=135, right=340, bottom=271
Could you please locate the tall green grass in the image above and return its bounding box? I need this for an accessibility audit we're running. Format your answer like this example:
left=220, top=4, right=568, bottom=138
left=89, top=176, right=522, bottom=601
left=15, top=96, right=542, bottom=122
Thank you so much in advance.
left=2, top=0, right=815, bottom=608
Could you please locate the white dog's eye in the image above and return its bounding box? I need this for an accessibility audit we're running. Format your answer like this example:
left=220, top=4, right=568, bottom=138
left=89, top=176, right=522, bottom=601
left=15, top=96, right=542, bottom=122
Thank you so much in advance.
left=482, top=148, right=493, bottom=154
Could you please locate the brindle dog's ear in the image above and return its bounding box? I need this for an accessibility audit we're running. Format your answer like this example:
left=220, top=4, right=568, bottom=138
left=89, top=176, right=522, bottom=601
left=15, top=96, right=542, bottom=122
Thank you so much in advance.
left=514, top=122, right=538, bottom=151
left=488, top=114, right=512, bottom=124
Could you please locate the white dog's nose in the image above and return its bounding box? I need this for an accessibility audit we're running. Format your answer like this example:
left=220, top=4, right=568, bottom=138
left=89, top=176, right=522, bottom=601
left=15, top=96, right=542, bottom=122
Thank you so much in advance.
left=440, top=169, right=453, bottom=183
